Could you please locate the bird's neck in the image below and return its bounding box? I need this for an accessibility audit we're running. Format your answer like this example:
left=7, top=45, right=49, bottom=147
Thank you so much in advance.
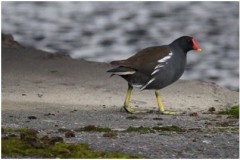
left=169, top=43, right=188, bottom=56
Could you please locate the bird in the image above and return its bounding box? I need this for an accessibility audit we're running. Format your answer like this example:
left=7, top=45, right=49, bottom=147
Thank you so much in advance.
left=107, top=36, right=202, bottom=114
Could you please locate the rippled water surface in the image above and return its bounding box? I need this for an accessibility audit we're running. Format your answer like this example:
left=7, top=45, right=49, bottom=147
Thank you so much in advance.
left=2, top=1, right=239, bottom=90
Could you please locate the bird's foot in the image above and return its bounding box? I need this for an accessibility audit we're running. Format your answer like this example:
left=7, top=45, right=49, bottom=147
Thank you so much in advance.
left=123, top=106, right=150, bottom=114
left=160, top=110, right=176, bottom=115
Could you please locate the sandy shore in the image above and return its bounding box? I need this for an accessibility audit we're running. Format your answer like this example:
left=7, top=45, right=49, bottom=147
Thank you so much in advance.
left=2, top=46, right=238, bottom=112
left=1, top=43, right=239, bottom=158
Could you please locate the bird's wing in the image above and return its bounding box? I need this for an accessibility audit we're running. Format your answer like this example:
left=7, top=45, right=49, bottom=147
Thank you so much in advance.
left=110, top=46, right=172, bottom=75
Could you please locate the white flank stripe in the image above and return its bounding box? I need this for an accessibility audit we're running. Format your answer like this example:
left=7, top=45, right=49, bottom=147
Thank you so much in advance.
left=113, top=71, right=136, bottom=75
left=158, top=56, right=171, bottom=63
left=151, top=69, right=160, bottom=75
left=158, top=52, right=173, bottom=63
left=132, top=84, right=143, bottom=88
left=154, top=64, right=164, bottom=69
left=140, top=78, right=156, bottom=90
left=154, top=52, right=173, bottom=70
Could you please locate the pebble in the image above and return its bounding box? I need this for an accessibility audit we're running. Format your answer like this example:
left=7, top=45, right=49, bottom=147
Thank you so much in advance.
left=65, top=131, right=75, bottom=138
left=202, top=140, right=211, bottom=144
left=28, top=116, right=37, bottom=120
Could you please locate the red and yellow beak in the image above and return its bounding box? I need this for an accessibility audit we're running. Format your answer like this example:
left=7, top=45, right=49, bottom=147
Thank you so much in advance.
left=192, top=38, right=202, bottom=52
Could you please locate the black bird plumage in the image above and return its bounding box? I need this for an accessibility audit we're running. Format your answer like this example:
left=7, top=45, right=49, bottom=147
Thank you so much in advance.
left=107, top=36, right=201, bottom=114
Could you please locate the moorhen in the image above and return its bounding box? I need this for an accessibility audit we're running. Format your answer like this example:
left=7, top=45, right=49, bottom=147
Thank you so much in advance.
left=107, top=36, right=202, bottom=114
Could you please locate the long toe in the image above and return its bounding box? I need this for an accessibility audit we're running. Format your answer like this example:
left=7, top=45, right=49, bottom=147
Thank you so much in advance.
left=160, top=110, right=177, bottom=115
left=123, top=105, right=135, bottom=114
left=124, top=106, right=152, bottom=114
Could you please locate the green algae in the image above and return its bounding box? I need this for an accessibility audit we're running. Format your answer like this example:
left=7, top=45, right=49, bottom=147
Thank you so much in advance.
left=219, top=105, right=239, bottom=118
left=2, top=137, right=142, bottom=158
left=124, top=125, right=186, bottom=134
left=2, top=128, right=143, bottom=158
left=125, top=126, right=155, bottom=134
left=75, top=125, right=112, bottom=132
left=152, top=125, right=186, bottom=132
left=103, top=132, right=118, bottom=139
left=58, top=128, right=72, bottom=133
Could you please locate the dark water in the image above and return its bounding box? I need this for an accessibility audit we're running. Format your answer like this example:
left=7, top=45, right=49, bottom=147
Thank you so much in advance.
left=2, top=1, right=239, bottom=91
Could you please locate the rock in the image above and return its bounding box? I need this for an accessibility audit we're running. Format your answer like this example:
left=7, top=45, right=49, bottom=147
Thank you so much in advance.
left=65, top=131, right=75, bottom=138
left=189, top=112, right=198, bottom=117
left=2, top=33, right=23, bottom=48
left=208, top=107, right=216, bottom=112
left=28, top=116, right=37, bottom=120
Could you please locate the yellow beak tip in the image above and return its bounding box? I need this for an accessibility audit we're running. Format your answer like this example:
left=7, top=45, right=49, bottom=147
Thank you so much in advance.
left=197, top=49, right=202, bottom=52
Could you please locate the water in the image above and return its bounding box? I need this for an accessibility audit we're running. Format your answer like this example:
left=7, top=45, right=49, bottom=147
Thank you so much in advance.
left=2, top=1, right=239, bottom=91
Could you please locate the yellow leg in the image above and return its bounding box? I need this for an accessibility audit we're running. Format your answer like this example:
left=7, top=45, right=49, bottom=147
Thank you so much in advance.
left=155, top=90, right=176, bottom=115
left=123, top=84, right=149, bottom=114
left=123, top=84, right=135, bottom=113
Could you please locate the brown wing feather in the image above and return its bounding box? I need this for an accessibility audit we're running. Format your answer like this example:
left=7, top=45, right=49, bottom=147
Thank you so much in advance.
left=110, top=46, right=171, bottom=75
left=110, top=60, right=129, bottom=66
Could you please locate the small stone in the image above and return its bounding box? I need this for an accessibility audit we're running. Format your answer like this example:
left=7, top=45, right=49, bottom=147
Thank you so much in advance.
left=126, top=116, right=140, bottom=120
left=70, top=109, right=78, bottom=113
left=37, top=94, right=43, bottom=98
left=65, top=131, right=75, bottom=138
left=205, top=121, right=212, bottom=125
left=44, top=113, right=55, bottom=116
left=103, top=132, right=118, bottom=139
left=189, top=112, right=198, bottom=117
left=50, top=136, right=64, bottom=145
left=28, top=116, right=37, bottom=120
left=153, top=117, right=163, bottom=120
left=202, top=139, right=211, bottom=144
left=208, top=107, right=216, bottom=112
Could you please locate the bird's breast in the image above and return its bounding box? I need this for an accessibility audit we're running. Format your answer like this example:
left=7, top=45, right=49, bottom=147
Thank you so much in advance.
left=146, top=54, right=186, bottom=89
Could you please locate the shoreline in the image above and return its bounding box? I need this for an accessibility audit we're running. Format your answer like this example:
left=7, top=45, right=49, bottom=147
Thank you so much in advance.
left=2, top=40, right=239, bottom=158
left=2, top=45, right=239, bottom=112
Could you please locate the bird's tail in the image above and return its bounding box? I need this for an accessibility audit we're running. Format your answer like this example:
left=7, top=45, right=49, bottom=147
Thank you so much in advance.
left=107, top=66, right=136, bottom=76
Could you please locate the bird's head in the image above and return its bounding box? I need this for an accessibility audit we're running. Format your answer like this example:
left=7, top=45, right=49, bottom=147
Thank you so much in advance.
left=172, top=36, right=202, bottom=53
